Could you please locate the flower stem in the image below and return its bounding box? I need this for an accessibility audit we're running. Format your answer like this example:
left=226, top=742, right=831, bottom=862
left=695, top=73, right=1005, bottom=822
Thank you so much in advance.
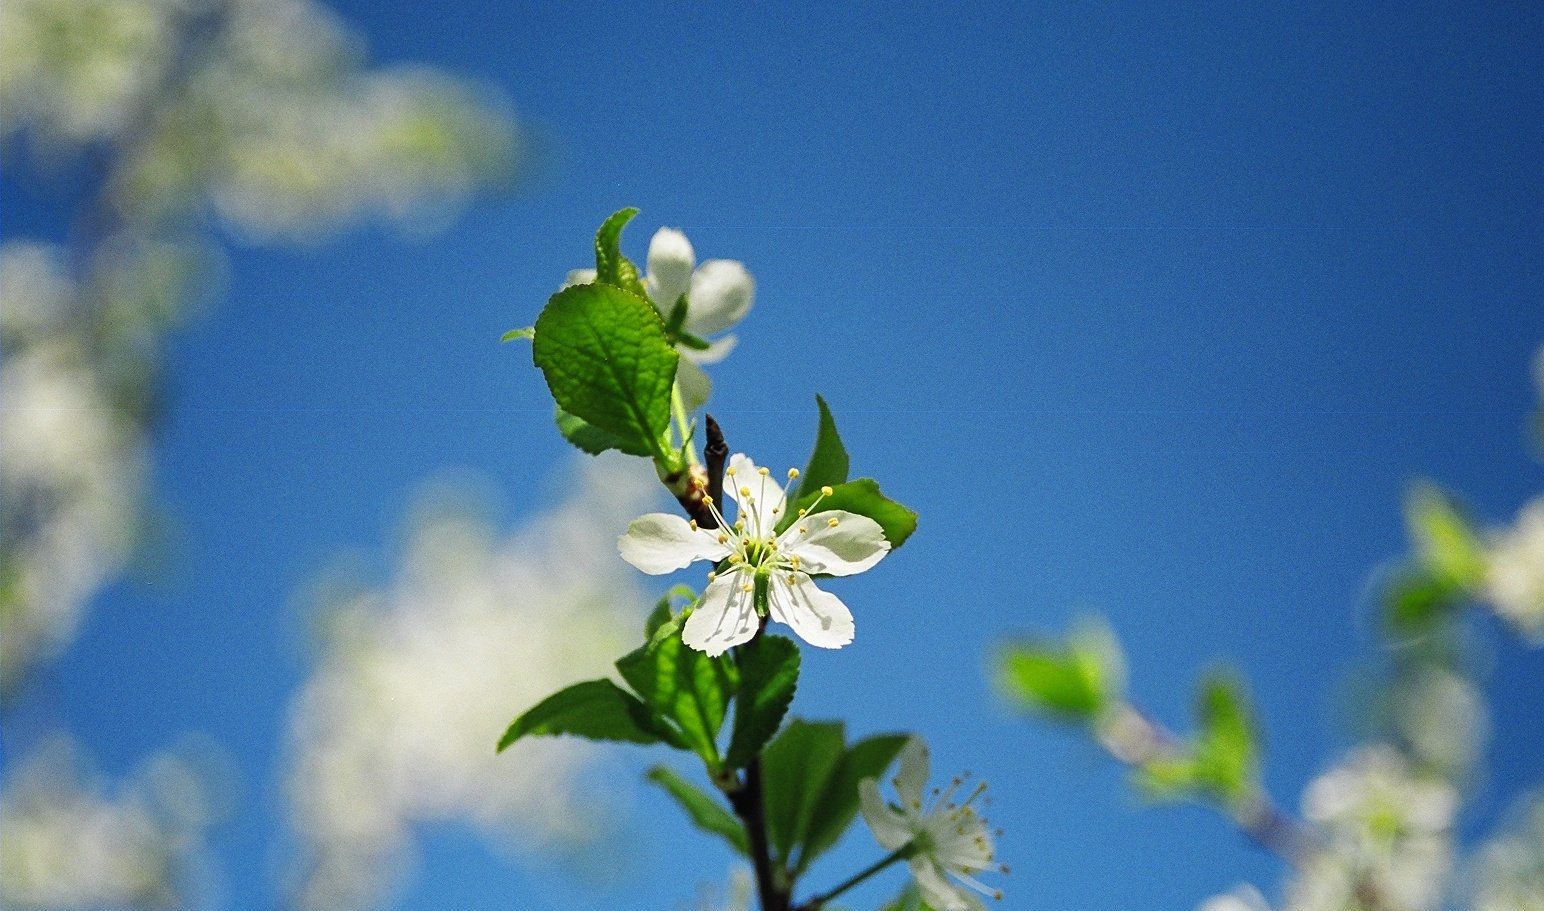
left=794, top=846, right=912, bottom=911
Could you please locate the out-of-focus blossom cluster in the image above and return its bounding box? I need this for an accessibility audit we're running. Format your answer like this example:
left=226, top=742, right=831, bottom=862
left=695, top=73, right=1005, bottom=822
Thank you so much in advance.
left=1483, top=498, right=1544, bottom=645
left=0, top=0, right=516, bottom=699
left=283, top=457, right=655, bottom=911
left=0, top=736, right=222, bottom=911
left=1468, top=794, right=1544, bottom=911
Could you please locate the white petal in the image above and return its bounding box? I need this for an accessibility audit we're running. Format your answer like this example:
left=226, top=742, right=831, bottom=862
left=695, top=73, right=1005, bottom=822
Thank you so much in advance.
left=724, top=453, right=787, bottom=537
left=768, top=575, right=854, bottom=650
left=646, top=227, right=695, bottom=313
left=682, top=569, right=760, bottom=656
left=782, top=509, right=890, bottom=576
left=894, top=736, right=930, bottom=812
left=858, top=778, right=914, bottom=851
left=680, top=333, right=738, bottom=366
left=561, top=268, right=597, bottom=290
left=910, top=858, right=974, bottom=911
left=676, top=356, right=711, bottom=414
left=618, top=513, right=729, bottom=575
left=686, top=259, right=753, bottom=336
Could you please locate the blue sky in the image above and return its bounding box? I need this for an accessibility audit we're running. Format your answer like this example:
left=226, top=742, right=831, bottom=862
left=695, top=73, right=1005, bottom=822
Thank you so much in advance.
left=4, top=1, right=1543, bottom=909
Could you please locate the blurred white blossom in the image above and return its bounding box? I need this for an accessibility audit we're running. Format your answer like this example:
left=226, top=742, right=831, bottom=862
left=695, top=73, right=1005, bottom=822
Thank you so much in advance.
left=0, top=736, right=221, bottom=911
left=1468, top=794, right=1544, bottom=911
left=1484, top=497, right=1544, bottom=645
left=283, top=457, right=656, bottom=911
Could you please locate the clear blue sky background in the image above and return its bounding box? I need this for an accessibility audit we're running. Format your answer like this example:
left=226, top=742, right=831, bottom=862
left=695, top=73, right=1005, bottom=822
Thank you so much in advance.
left=4, top=2, right=1543, bottom=909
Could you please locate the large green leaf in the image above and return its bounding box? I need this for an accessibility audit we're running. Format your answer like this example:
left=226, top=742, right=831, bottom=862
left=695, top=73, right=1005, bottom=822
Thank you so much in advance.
left=797, top=733, right=910, bottom=872
left=782, top=478, right=917, bottom=549
left=616, top=633, right=734, bottom=767
left=646, top=765, right=749, bottom=856
left=593, top=207, right=650, bottom=299
left=497, top=679, right=670, bottom=751
left=794, top=395, right=850, bottom=502
left=725, top=635, right=800, bottom=769
left=760, top=719, right=846, bottom=863
left=532, top=283, right=677, bottom=462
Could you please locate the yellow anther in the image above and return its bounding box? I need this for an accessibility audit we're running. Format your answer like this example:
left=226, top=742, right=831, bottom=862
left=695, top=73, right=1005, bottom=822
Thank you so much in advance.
left=707, top=571, right=717, bottom=581
left=689, top=519, right=698, bottom=530
left=717, top=533, right=729, bottom=544
left=787, top=468, right=800, bottom=479
left=758, top=467, right=769, bottom=476
left=729, top=553, right=742, bottom=564
left=726, top=466, right=736, bottom=476
left=740, top=486, right=751, bottom=497
left=798, top=508, right=808, bottom=517
left=702, top=494, right=714, bottom=504
left=820, top=485, right=833, bottom=496
left=827, top=517, right=840, bottom=528
left=741, top=582, right=753, bottom=593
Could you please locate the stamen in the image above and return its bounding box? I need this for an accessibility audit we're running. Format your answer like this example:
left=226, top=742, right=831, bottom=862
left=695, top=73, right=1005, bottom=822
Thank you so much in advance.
left=820, top=485, right=833, bottom=496
left=827, top=517, right=840, bottom=528
left=787, top=468, right=800, bottom=479
left=758, top=467, right=769, bottom=476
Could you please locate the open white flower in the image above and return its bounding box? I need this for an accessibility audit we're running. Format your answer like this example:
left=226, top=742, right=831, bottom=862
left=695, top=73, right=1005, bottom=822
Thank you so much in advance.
left=1485, top=496, right=1544, bottom=645
left=858, top=737, right=1002, bottom=911
left=617, top=453, right=888, bottom=655
left=567, top=227, right=753, bottom=411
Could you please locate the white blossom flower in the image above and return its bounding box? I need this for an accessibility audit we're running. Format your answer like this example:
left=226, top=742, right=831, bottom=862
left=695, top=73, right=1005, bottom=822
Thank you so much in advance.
left=1197, top=885, right=1272, bottom=911
left=1484, top=497, right=1544, bottom=645
left=566, top=226, right=753, bottom=411
left=857, top=737, right=1002, bottom=911
left=1468, top=793, right=1544, bottom=911
left=618, top=453, right=888, bottom=655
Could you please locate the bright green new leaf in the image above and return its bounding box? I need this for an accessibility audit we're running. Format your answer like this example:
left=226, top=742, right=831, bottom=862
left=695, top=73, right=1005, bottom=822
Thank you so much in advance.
left=1190, top=671, right=1259, bottom=806
left=725, top=635, right=800, bottom=769
left=761, top=719, right=847, bottom=864
left=1135, top=753, right=1200, bottom=799
left=795, top=395, right=850, bottom=501
left=646, top=765, right=749, bottom=856
left=1405, top=483, right=1487, bottom=588
left=501, top=326, right=535, bottom=342
left=782, top=478, right=918, bottom=549
left=998, top=619, right=1123, bottom=721
left=532, top=283, right=678, bottom=462
left=796, top=733, right=910, bottom=872
left=497, top=679, right=671, bottom=751
left=593, top=207, right=650, bottom=299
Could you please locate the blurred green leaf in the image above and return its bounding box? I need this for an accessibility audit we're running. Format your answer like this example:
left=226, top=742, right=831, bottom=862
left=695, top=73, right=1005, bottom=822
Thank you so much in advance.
left=532, top=283, right=677, bottom=462
left=1406, top=483, right=1487, bottom=587
left=998, top=618, right=1123, bottom=721
left=646, top=765, right=749, bottom=856
left=1383, top=564, right=1463, bottom=635
left=761, top=719, right=846, bottom=864
left=726, top=635, right=800, bottom=769
left=797, top=733, right=910, bottom=872
left=1190, top=672, right=1259, bottom=806
left=497, top=679, right=672, bottom=751
left=795, top=395, right=850, bottom=502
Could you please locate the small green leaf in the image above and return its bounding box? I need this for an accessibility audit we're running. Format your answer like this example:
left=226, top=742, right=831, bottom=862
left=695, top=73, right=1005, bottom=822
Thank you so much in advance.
left=795, top=395, right=850, bottom=502
left=725, top=635, right=801, bottom=769
left=594, top=207, right=650, bottom=299
left=1191, top=671, right=1259, bottom=806
left=797, top=733, right=910, bottom=872
left=532, top=283, right=678, bottom=462
left=501, top=326, right=535, bottom=342
left=646, top=765, right=749, bottom=856
left=783, top=478, right=917, bottom=548
left=1135, top=754, right=1199, bottom=799
left=1383, top=564, right=1462, bottom=635
left=498, top=679, right=668, bottom=751
left=997, top=619, right=1124, bottom=721
left=761, top=719, right=846, bottom=863
left=1405, top=484, right=1487, bottom=588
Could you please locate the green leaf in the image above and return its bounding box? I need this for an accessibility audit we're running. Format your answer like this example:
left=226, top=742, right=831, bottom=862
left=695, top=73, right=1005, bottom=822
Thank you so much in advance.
left=997, top=619, right=1123, bottom=721
left=1383, top=564, right=1462, bottom=635
left=646, top=765, right=749, bottom=856
left=645, top=586, right=698, bottom=640
left=532, top=283, right=678, bottom=462
left=1190, top=671, right=1259, bottom=806
left=593, top=207, right=650, bottom=299
left=1135, top=754, right=1199, bottom=799
left=760, top=719, right=846, bottom=863
left=795, top=395, right=850, bottom=501
left=725, top=635, right=801, bottom=769
left=555, top=406, right=642, bottom=456
left=782, top=478, right=917, bottom=549
left=1405, top=484, right=1487, bottom=588
left=797, top=733, right=910, bottom=872
left=615, top=633, right=734, bottom=767
left=497, top=679, right=668, bottom=751
left=879, top=884, right=941, bottom=911
left=501, top=326, right=535, bottom=342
